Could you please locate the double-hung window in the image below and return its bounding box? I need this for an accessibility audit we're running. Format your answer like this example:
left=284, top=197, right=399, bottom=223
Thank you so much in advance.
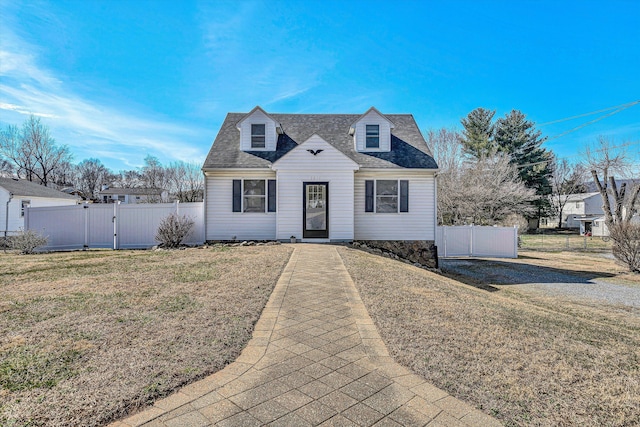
left=365, top=124, right=380, bottom=148
left=251, top=124, right=266, bottom=148
left=365, top=180, right=409, bottom=213
left=243, top=180, right=265, bottom=212
left=233, top=179, right=276, bottom=213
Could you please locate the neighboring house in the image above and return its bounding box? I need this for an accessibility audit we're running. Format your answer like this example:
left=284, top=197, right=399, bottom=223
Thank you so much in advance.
left=580, top=214, right=640, bottom=237
left=202, top=106, right=439, bottom=265
left=98, top=186, right=169, bottom=204
left=0, top=177, right=79, bottom=236
left=547, top=188, right=640, bottom=235
left=541, top=192, right=605, bottom=229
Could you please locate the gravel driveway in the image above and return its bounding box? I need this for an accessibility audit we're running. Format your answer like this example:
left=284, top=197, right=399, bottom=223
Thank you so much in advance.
left=440, top=257, right=640, bottom=309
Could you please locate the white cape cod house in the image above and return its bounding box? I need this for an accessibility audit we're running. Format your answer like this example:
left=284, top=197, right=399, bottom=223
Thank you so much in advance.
left=202, top=107, right=439, bottom=266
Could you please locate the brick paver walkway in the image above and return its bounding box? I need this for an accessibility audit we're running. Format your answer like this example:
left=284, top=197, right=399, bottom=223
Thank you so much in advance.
left=111, top=244, right=501, bottom=426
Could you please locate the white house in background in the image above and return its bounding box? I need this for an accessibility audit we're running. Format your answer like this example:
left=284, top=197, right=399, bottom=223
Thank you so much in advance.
left=202, top=106, right=439, bottom=266
left=0, top=177, right=79, bottom=236
left=98, top=186, right=169, bottom=204
left=541, top=192, right=605, bottom=229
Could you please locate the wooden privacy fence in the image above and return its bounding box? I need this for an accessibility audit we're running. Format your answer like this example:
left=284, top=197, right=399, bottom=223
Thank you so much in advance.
left=436, top=225, right=518, bottom=258
left=25, top=201, right=205, bottom=251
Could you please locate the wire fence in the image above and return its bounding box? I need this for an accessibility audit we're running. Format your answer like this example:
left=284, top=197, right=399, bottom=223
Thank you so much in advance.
left=519, top=232, right=612, bottom=252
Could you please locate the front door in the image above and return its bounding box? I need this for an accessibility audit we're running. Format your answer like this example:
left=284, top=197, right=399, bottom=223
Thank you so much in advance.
left=303, top=182, right=329, bottom=238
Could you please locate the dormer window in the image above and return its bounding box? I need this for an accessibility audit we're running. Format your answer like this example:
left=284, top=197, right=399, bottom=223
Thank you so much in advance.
left=251, top=124, right=266, bottom=148
left=366, top=125, right=379, bottom=148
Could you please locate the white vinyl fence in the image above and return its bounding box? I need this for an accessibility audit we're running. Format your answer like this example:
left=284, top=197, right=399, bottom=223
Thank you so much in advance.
left=25, top=201, right=204, bottom=251
left=436, top=225, right=518, bottom=258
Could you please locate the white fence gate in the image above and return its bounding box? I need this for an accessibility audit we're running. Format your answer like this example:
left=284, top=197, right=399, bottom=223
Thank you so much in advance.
left=25, top=201, right=205, bottom=251
left=436, top=225, right=518, bottom=258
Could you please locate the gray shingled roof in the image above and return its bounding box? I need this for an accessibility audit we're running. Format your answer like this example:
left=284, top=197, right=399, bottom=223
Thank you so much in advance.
left=98, top=187, right=165, bottom=195
left=0, top=178, right=79, bottom=199
left=202, top=113, right=438, bottom=170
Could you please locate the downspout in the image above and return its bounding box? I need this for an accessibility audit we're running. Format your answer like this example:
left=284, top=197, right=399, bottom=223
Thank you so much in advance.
left=5, top=192, right=12, bottom=239
left=202, top=170, right=207, bottom=244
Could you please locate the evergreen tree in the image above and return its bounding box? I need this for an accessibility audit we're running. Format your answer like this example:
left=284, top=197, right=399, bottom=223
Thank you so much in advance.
left=460, top=108, right=496, bottom=157
left=494, top=110, right=553, bottom=219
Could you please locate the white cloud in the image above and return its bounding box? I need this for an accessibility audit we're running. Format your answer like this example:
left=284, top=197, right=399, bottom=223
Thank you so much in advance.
left=0, top=102, right=57, bottom=118
left=0, top=33, right=207, bottom=170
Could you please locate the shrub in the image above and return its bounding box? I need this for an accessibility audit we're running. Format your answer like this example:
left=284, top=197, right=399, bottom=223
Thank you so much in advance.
left=500, top=213, right=529, bottom=235
left=10, top=229, right=48, bottom=254
left=609, top=222, right=640, bottom=273
left=155, top=213, right=195, bottom=248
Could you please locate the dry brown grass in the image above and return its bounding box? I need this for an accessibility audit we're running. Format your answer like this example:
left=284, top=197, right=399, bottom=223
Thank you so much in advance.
left=0, top=245, right=292, bottom=427
left=338, top=247, right=640, bottom=427
left=514, top=250, right=640, bottom=286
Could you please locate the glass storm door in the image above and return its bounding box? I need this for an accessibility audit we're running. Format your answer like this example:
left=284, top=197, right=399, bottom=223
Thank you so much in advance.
left=303, top=182, right=329, bottom=238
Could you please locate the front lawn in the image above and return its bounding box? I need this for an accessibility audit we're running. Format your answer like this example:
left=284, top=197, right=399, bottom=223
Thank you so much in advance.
left=0, top=245, right=292, bottom=427
left=339, top=247, right=640, bottom=427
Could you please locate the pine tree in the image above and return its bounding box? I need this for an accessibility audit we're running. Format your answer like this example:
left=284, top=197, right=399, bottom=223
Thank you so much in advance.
left=494, top=110, right=553, bottom=219
left=460, top=108, right=496, bottom=157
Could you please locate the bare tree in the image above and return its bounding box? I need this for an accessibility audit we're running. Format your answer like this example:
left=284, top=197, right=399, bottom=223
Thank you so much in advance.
left=428, top=127, right=535, bottom=225
left=115, top=170, right=142, bottom=188
left=22, top=116, right=72, bottom=186
left=584, top=136, right=640, bottom=227
left=49, top=160, right=76, bottom=188
left=455, top=154, right=536, bottom=225
left=141, top=155, right=167, bottom=190
left=0, top=157, right=13, bottom=178
left=76, top=158, right=112, bottom=199
left=549, top=157, right=587, bottom=228
left=426, top=128, right=464, bottom=225
left=0, top=116, right=72, bottom=186
left=0, top=123, right=36, bottom=180
left=166, top=161, right=204, bottom=202
left=426, top=128, right=465, bottom=171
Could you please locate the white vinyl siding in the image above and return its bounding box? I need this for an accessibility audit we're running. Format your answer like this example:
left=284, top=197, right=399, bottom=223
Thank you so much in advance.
left=205, top=171, right=276, bottom=240
left=239, top=109, right=278, bottom=151
left=354, top=110, right=392, bottom=152
left=0, top=190, right=77, bottom=235
left=276, top=171, right=354, bottom=241
left=355, top=172, right=436, bottom=240
left=272, top=135, right=359, bottom=241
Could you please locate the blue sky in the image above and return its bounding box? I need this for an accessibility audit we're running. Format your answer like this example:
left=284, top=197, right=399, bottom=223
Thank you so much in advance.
left=1, top=0, right=638, bottom=172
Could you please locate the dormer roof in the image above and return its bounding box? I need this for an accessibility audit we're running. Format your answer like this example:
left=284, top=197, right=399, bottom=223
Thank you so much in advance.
left=236, top=106, right=282, bottom=132
left=349, top=106, right=395, bottom=134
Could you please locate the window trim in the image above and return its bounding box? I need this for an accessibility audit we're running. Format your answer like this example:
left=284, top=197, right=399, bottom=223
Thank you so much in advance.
left=232, top=179, right=276, bottom=213
left=376, top=180, right=399, bottom=213
left=365, top=124, right=380, bottom=148
left=21, top=199, right=31, bottom=217
left=243, top=179, right=266, bottom=213
left=251, top=123, right=266, bottom=148
left=365, top=180, right=409, bottom=213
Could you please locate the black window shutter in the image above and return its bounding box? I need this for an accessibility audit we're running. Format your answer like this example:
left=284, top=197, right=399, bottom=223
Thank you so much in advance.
left=232, top=180, right=241, bottom=212
left=365, top=180, right=374, bottom=212
left=268, top=180, right=276, bottom=212
left=400, top=180, right=409, bottom=212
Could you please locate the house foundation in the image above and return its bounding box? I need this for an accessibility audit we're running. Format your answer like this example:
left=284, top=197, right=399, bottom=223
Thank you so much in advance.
left=353, top=240, right=438, bottom=269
